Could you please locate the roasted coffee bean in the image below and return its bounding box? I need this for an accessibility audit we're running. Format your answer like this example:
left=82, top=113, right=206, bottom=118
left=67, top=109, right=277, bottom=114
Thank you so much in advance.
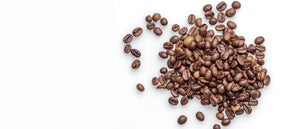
left=227, top=21, right=237, bottom=29
left=256, top=52, right=265, bottom=59
left=209, top=17, right=217, bottom=25
left=147, top=22, right=155, bottom=30
left=249, top=99, right=258, bottom=106
left=217, top=12, right=226, bottom=23
left=131, top=59, right=141, bottom=69
left=232, top=1, right=241, bottom=9
left=264, top=75, right=271, bottom=86
left=248, top=44, right=256, bottom=54
left=184, top=36, right=194, bottom=47
left=217, top=1, right=227, bottom=11
left=257, top=58, right=264, bottom=65
left=160, top=67, right=168, bottom=74
left=168, top=97, right=178, bottom=105
left=205, top=11, right=214, bottom=19
left=216, top=112, right=224, bottom=120
left=203, top=4, right=213, bottom=12
left=196, top=111, right=205, bottom=121
left=180, top=96, right=189, bottom=105
left=226, top=8, right=236, bottom=17
left=153, top=27, right=162, bottom=36
left=255, top=36, right=265, bottom=45
left=163, top=42, right=174, bottom=49
left=255, top=45, right=266, bottom=52
left=152, top=13, right=161, bottom=22
left=177, top=115, right=187, bottom=125
left=166, top=82, right=174, bottom=90
left=215, top=24, right=225, bottom=31
left=160, top=17, right=168, bottom=25
left=213, top=124, right=221, bottom=129
left=123, top=34, right=133, bottom=43
left=156, top=85, right=165, bottom=89
left=225, top=108, right=235, bottom=119
left=243, top=104, right=252, bottom=114
left=145, top=15, right=152, bottom=22
left=131, top=49, right=141, bottom=57
left=159, top=75, right=167, bottom=85
left=136, top=83, right=144, bottom=91
left=188, top=14, right=196, bottom=24
left=179, top=27, right=188, bottom=35
left=170, top=35, right=179, bottom=44
left=221, top=118, right=231, bottom=126
left=195, top=18, right=202, bottom=27
left=172, top=24, right=180, bottom=32
left=159, top=51, right=168, bottom=59
left=235, top=108, right=244, bottom=115
left=171, top=89, right=179, bottom=97
left=132, top=27, right=143, bottom=37
left=124, top=44, right=131, bottom=53
left=152, top=77, right=159, bottom=85
left=182, top=69, right=191, bottom=80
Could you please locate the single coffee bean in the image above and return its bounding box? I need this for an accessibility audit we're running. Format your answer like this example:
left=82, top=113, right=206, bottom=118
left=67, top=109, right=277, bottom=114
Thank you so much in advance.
left=225, top=108, right=235, bottom=119
left=171, top=89, right=179, bottom=97
left=255, top=45, right=266, bottom=52
left=182, top=69, right=191, bottom=80
left=221, top=118, right=231, bottom=126
left=166, top=82, right=174, bottom=90
left=145, top=15, right=152, bottom=22
left=160, top=17, right=168, bottom=25
left=132, top=27, right=143, bottom=37
left=226, top=8, right=236, bottom=17
left=160, top=67, right=168, bottom=74
left=146, top=22, right=155, bottom=30
left=123, top=34, right=133, bottom=43
left=172, top=24, right=180, bottom=32
left=136, top=83, right=144, bottom=91
left=264, top=75, right=271, bottom=86
left=179, top=27, right=188, bottom=35
left=196, top=111, right=205, bottom=121
left=216, top=112, right=224, bottom=120
left=131, top=59, right=141, bottom=69
left=159, top=51, right=168, bottom=59
left=232, top=1, right=241, bottom=9
left=235, top=108, right=244, bottom=115
left=124, top=44, right=131, bottom=53
left=209, top=17, right=217, bottom=25
left=177, top=115, right=187, bottom=125
left=217, top=12, right=226, bottom=23
left=217, top=1, right=227, bottom=11
left=243, top=104, right=252, bottom=114
left=170, top=35, right=179, bottom=44
left=163, top=42, right=174, bottom=49
left=255, top=36, right=265, bottom=45
left=168, top=97, right=178, bottom=105
left=153, top=27, right=162, bottom=36
left=256, top=52, right=265, bottom=59
left=215, top=24, right=225, bottom=31
left=248, top=44, right=256, bottom=54
left=227, top=21, right=237, bottom=29
left=195, top=18, right=202, bottom=27
left=257, top=58, right=264, bottom=65
left=205, top=11, right=214, bottom=19
left=188, top=27, right=198, bottom=36
left=249, top=99, right=258, bottom=106
left=188, top=14, right=196, bottom=24
left=180, top=96, right=189, bottom=105
left=152, top=77, right=159, bottom=85
left=159, top=75, right=167, bottom=84
left=152, top=13, right=161, bottom=22
left=213, top=124, right=221, bottom=129
left=203, top=4, right=212, bottom=12
left=183, top=36, right=194, bottom=47
left=131, top=49, right=141, bottom=58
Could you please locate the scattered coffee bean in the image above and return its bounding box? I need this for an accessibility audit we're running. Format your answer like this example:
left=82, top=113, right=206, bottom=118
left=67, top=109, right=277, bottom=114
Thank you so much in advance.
left=195, top=18, right=202, bottom=27
left=222, top=118, right=231, bottom=126
left=152, top=77, right=159, bottom=85
left=215, top=24, right=225, bottom=31
left=145, top=15, right=152, bottom=22
left=131, top=49, right=141, bottom=58
left=232, top=1, right=241, bottom=9
left=152, top=13, right=161, bottom=22
left=255, top=36, right=265, bottom=45
left=159, top=51, right=168, bottom=59
left=147, top=22, right=155, bottom=30
left=170, top=35, right=179, bottom=44
left=160, top=67, right=168, bottom=74
left=124, top=44, right=131, bottom=53
left=132, top=27, right=143, bottom=37
left=203, top=4, right=213, bottom=12
left=209, top=17, right=217, bottom=25
left=226, top=8, right=236, bottom=17
left=179, top=27, right=188, bottom=35
left=172, top=24, right=180, bottom=32
left=188, top=14, right=196, bottom=24
left=131, top=59, right=141, bottom=69
left=180, top=96, right=189, bottom=105
left=196, top=111, right=205, bottom=121
left=227, top=21, right=237, bottom=29
left=123, top=34, right=133, bottom=43
left=169, top=97, right=178, bottom=105
left=217, top=12, right=226, bottom=23
left=136, top=83, right=144, bottom=91
left=163, top=42, right=174, bottom=49
left=205, top=11, right=215, bottom=19
left=213, top=124, right=221, bottom=129
left=153, top=27, right=162, bottom=36
left=177, top=115, right=187, bottom=125
left=160, top=18, right=168, bottom=25
left=216, top=112, right=224, bottom=120
left=255, top=45, right=266, bottom=52
left=217, top=1, right=227, bottom=11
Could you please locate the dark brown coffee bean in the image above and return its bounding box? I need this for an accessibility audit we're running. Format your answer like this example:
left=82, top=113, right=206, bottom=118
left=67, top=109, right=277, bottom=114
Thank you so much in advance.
left=216, top=112, right=224, bottom=120
left=215, top=24, right=225, bottom=31
left=264, top=75, right=271, bottom=86
left=248, top=44, right=256, bottom=54
left=213, top=124, right=221, bottom=129
left=243, top=104, right=252, bottom=114
left=123, top=34, right=133, bottom=43
left=195, top=18, right=202, bottom=27
left=153, top=27, right=162, bottom=36
left=131, top=59, right=141, bottom=69
left=256, top=52, right=265, bottom=59
left=160, top=67, right=168, bottom=74
left=168, top=97, right=178, bottom=105
left=232, top=1, right=241, bottom=9
left=255, top=45, right=266, bottom=52
left=203, top=4, right=212, bottom=12
left=249, top=90, right=261, bottom=99
left=171, top=89, right=179, bottom=97
left=227, top=21, right=237, bottom=29
left=238, top=92, right=249, bottom=101
left=131, top=49, right=141, bottom=58
left=152, top=13, right=161, bottom=22
left=160, top=17, right=168, bottom=25
left=235, top=108, right=244, bottom=115
left=167, top=49, right=176, bottom=56
left=180, top=96, right=189, bottom=105
left=163, top=42, right=174, bottom=49
left=172, top=24, right=180, bottom=32
left=237, top=47, right=247, bottom=53
left=188, top=27, right=198, bottom=36
left=226, top=8, right=236, bottom=17
left=196, top=111, right=205, bottom=121
left=217, top=1, right=227, bottom=11
left=159, top=51, right=168, bottom=59
left=136, top=83, right=144, bottom=91
left=182, top=69, right=191, bottom=80
left=225, top=108, right=235, bottom=119
left=166, top=82, right=174, bottom=90
left=205, top=11, right=214, bottom=19
left=132, top=27, right=143, bottom=37
left=177, top=115, right=187, bottom=125
left=156, top=85, right=165, bottom=89
left=188, top=14, right=196, bottom=24
left=221, top=118, right=231, bottom=126
left=124, top=44, right=131, bottom=53
left=249, top=99, right=258, bottom=106
left=255, top=36, right=265, bottom=45
left=217, top=12, right=226, bottom=23
left=257, top=58, right=264, bottom=65
left=209, top=17, right=217, bottom=25
left=170, top=35, right=179, bottom=44
left=146, top=22, right=155, bottom=30
left=145, top=15, right=152, bottom=22
left=159, top=75, right=167, bottom=85
left=179, top=27, right=188, bottom=35
left=152, top=77, right=159, bottom=85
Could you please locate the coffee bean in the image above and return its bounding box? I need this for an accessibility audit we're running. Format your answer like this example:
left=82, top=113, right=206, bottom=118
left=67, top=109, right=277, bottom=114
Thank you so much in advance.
left=147, top=22, right=155, bottom=30
left=171, top=89, right=179, bottom=97
left=217, top=12, right=226, bottom=23
left=163, top=42, right=174, bottom=49
left=195, top=18, right=202, bottom=27
left=153, top=27, right=162, bottom=36
left=166, top=82, right=174, bottom=90
left=264, top=75, right=271, bottom=86
left=188, top=14, right=196, bottom=24
left=145, top=15, right=152, bottom=22
left=156, top=85, right=165, bottom=89
left=225, top=108, right=235, bottom=119
left=196, top=111, right=205, bottom=121
left=188, top=27, right=198, bottom=36
left=209, top=17, right=217, bottom=25
left=152, top=77, right=159, bottom=85
left=255, top=45, right=266, bottom=52
left=255, top=36, right=265, bottom=45
left=172, top=24, right=180, bottom=32
left=159, top=75, right=167, bottom=85
left=170, top=35, right=179, bottom=44
left=131, top=59, right=141, bottom=69
left=124, top=44, right=131, bottom=53
left=227, top=21, right=237, bottom=29
left=243, top=104, right=252, bottom=114
left=205, top=11, right=214, bottom=19
left=249, top=99, right=258, bottom=106
left=203, top=4, right=212, bottom=12
left=182, top=69, right=191, bottom=80
left=152, top=13, right=161, bottom=22
left=183, top=36, right=194, bottom=47
left=215, top=24, right=225, bottom=31
left=177, top=115, right=187, bottom=124
left=160, top=67, right=168, bottom=74
left=213, top=124, right=221, bottom=129
left=160, top=17, right=168, bottom=25
left=159, top=51, right=168, bottom=59
left=136, top=83, right=144, bottom=91
left=217, top=1, right=227, bottom=11
left=179, top=27, right=188, bottom=35
left=232, top=1, right=241, bottom=9
left=226, top=8, right=236, bottom=17
left=123, top=34, right=133, bottom=43
left=131, top=49, right=141, bottom=58
left=221, top=118, right=231, bottom=126
left=180, top=96, right=189, bottom=105
left=256, top=52, right=265, bottom=59
left=169, top=97, right=178, bottom=105
left=132, top=27, right=143, bottom=37
left=216, top=112, right=224, bottom=120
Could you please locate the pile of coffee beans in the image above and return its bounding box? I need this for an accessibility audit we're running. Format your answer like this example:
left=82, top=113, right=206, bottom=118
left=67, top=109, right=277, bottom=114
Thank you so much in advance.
left=123, top=1, right=271, bottom=128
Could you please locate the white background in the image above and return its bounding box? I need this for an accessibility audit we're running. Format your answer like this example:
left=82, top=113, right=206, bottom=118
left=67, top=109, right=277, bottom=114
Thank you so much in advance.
left=0, top=0, right=299, bottom=129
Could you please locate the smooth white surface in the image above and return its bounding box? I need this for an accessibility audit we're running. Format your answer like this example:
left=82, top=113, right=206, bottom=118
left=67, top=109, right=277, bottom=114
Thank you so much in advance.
left=0, top=0, right=299, bottom=129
